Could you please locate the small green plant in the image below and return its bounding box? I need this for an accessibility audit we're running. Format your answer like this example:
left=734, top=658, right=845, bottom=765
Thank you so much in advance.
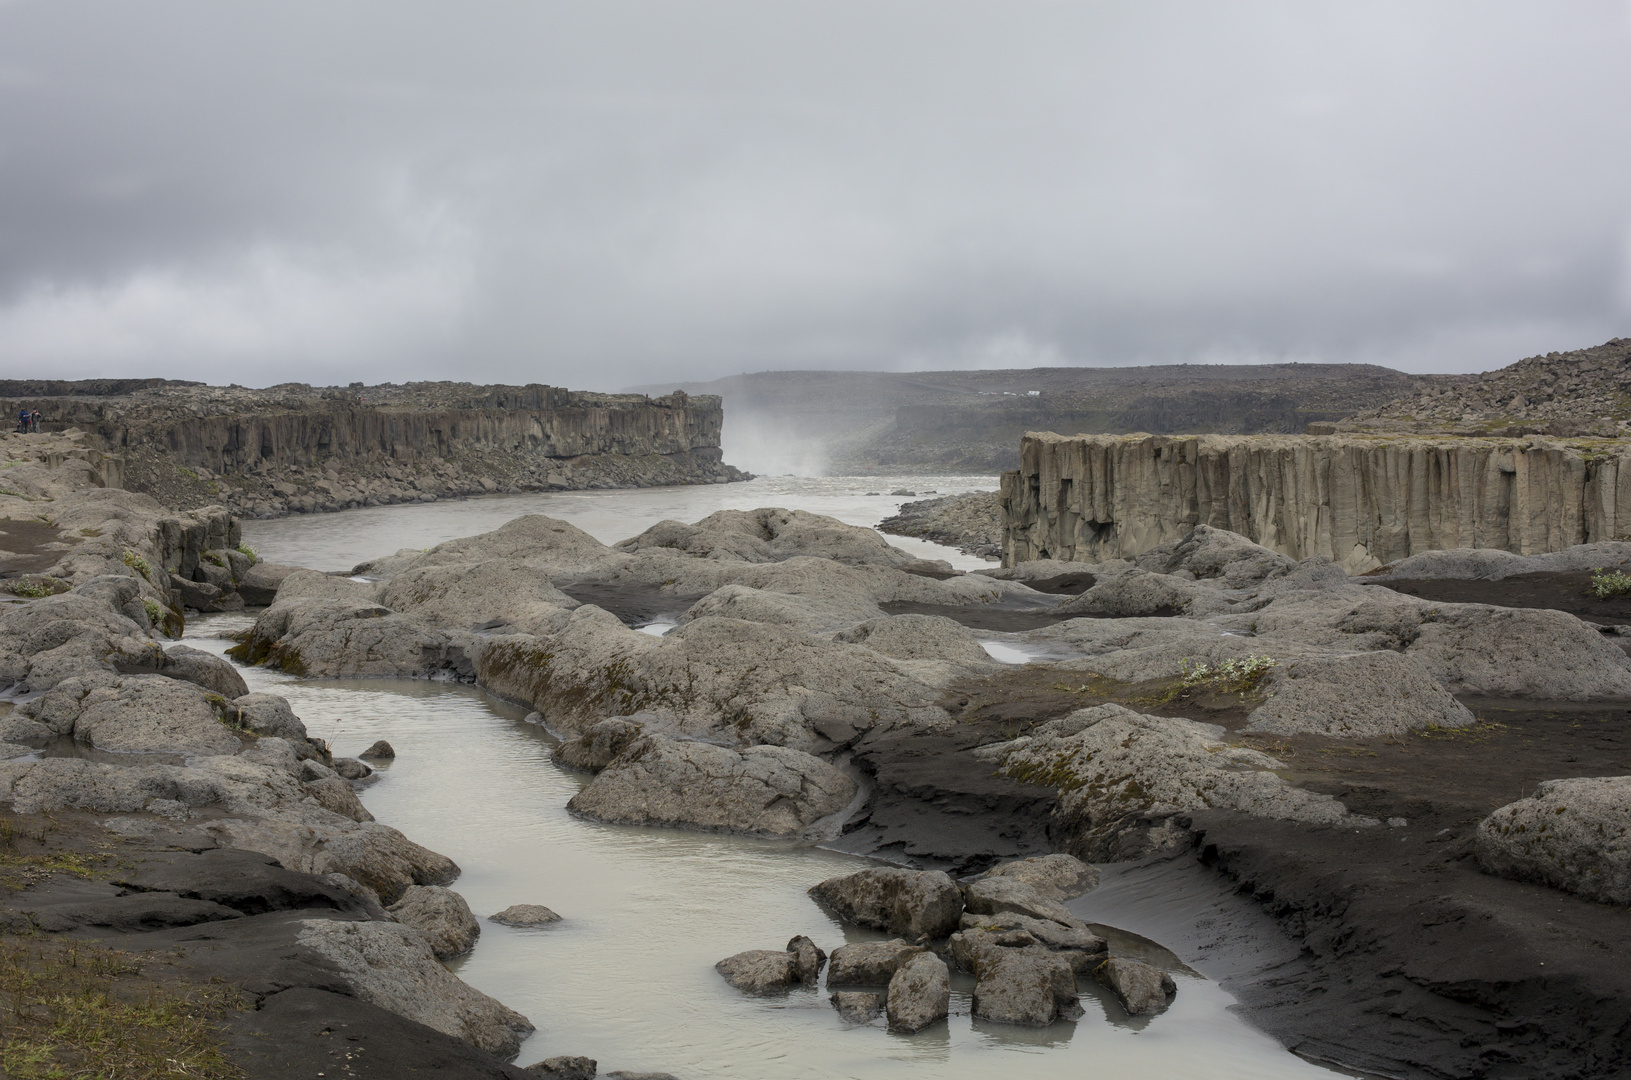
left=1178, top=654, right=1278, bottom=695
left=202, top=551, right=226, bottom=567
left=5, top=581, right=47, bottom=599
left=142, top=599, right=163, bottom=626
left=235, top=542, right=259, bottom=565
left=121, top=549, right=152, bottom=582
left=1590, top=568, right=1631, bottom=599
left=77, top=527, right=102, bottom=537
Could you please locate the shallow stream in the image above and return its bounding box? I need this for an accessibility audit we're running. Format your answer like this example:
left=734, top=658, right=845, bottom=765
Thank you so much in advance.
left=212, top=475, right=1344, bottom=1079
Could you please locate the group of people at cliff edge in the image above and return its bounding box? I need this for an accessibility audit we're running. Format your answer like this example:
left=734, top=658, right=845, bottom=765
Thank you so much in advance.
left=14, top=409, right=41, bottom=433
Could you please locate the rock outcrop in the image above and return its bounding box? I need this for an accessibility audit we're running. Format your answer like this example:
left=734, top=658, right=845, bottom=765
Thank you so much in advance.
left=1, top=380, right=747, bottom=518
left=807, top=868, right=964, bottom=940
left=1476, top=777, right=1631, bottom=905
left=565, top=735, right=856, bottom=837
left=1002, top=431, right=1631, bottom=573
left=885, top=953, right=950, bottom=1033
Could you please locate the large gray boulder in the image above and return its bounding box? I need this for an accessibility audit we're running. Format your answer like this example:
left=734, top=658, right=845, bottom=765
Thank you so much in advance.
left=234, top=592, right=477, bottom=680
left=1475, top=777, right=1631, bottom=904
left=378, top=559, right=578, bottom=637
left=17, top=672, right=241, bottom=756
left=830, top=991, right=883, bottom=1025
left=1094, top=957, right=1176, bottom=1016
left=716, top=950, right=797, bottom=995
left=826, top=939, right=927, bottom=985
left=491, top=904, right=561, bottom=928
left=807, top=868, right=964, bottom=940
left=981, top=703, right=1374, bottom=861
left=566, top=734, right=855, bottom=837
left=160, top=644, right=250, bottom=698
left=1244, top=651, right=1475, bottom=737
left=238, top=561, right=301, bottom=605
left=963, top=877, right=1083, bottom=929
left=970, top=945, right=1081, bottom=1026
left=553, top=716, right=650, bottom=772
left=885, top=952, right=949, bottom=1033
left=229, top=693, right=310, bottom=742
left=972, top=854, right=1098, bottom=901
left=524, top=1056, right=596, bottom=1080
left=388, top=885, right=481, bottom=959
left=295, top=919, right=534, bottom=1059
left=956, top=912, right=1105, bottom=958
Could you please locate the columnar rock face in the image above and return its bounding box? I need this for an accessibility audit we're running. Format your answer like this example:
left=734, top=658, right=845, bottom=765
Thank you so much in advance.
left=1, top=381, right=746, bottom=515
left=1002, top=431, right=1631, bottom=573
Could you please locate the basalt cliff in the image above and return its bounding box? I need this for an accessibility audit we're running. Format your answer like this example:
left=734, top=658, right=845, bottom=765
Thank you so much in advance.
left=1001, top=430, right=1631, bottom=572
left=0, top=379, right=747, bottom=516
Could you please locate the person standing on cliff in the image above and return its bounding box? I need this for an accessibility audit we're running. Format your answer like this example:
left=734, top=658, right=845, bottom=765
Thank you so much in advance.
left=16, top=409, right=27, bottom=433
left=29, top=409, right=40, bottom=433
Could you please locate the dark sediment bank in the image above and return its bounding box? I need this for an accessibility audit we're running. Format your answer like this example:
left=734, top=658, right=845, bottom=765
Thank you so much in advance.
left=1367, top=570, right=1631, bottom=626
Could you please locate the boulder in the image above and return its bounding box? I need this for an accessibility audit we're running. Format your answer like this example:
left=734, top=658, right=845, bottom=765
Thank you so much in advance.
left=294, top=919, right=534, bottom=1059
left=302, top=776, right=374, bottom=823
left=807, top=868, right=963, bottom=940
left=830, top=991, right=883, bottom=1025
left=378, top=559, right=578, bottom=637
left=885, top=952, right=950, bottom=1033
left=1055, top=568, right=1233, bottom=619
left=388, top=885, right=481, bottom=959
left=234, top=594, right=477, bottom=680
left=18, top=673, right=241, bottom=756
left=829, top=614, right=996, bottom=666
left=963, top=877, right=1083, bottom=928
left=359, top=739, right=396, bottom=760
left=1093, top=957, right=1176, bottom=1016
left=174, top=577, right=243, bottom=612
left=566, top=735, right=855, bottom=837
left=971, top=946, right=1081, bottom=1026
left=787, top=934, right=827, bottom=985
left=491, top=904, right=562, bottom=927
left=825, top=939, right=927, bottom=985
left=1475, top=776, right=1631, bottom=904
left=956, top=912, right=1105, bottom=958
left=241, top=561, right=301, bottom=606
left=332, top=757, right=373, bottom=781
left=716, top=949, right=797, bottom=995
left=981, top=703, right=1374, bottom=861
left=973, top=854, right=1098, bottom=901
left=525, top=1057, right=597, bottom=1079
left=1243, top=651, right=1475, bottom=737
left=160, top=644, right=250, bottom=698
left=228, top=693, right=310, bottom=742
left=553, top=717, right=649, bottom=772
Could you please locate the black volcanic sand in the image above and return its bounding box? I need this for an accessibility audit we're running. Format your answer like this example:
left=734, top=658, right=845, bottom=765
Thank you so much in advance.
left=856, top=601, right=1631, bottom=1075
left=558, top=581, right=708, bottom=627
left=1366, top=570, right=1631, bottom=624
left=0, top=813, right=534, bottom=1078
left=0, top=517, right=64, bottom=577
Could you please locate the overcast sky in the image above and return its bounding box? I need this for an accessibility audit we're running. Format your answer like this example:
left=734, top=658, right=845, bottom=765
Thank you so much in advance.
left=0, top=2, right=1628, bottom=390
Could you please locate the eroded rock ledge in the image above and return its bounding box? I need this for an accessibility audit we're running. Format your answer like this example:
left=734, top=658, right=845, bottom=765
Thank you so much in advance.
left=1002, top=430, right=1631, bottom=573
left=0, top=379, right=748, bottom=517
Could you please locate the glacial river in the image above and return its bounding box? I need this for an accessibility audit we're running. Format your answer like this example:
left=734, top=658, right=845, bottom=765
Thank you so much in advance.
left=192, top=475, right=1348, bottom=1080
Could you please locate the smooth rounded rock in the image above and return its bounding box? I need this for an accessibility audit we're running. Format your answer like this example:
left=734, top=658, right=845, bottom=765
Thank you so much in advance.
left=826, top=939, right=927, bottom=985
left=388, top=884, right=481, bottom=959
left=1093, top=957, right=1176, bottom=1016
left=831, top=991, right=882, bottom=1025
left=716, top=949, right=797, bottom=995
left=491, top=904, right=562, bottom=927
left=359, top=739, right=396, bottom=760
left=808, top=867, right=963, bottom=940
left=1476, top=776, right=1631, bottom=904
left=973, top=854, right=1099, bottom=901
left=885, top=952, right=950, bottom=1033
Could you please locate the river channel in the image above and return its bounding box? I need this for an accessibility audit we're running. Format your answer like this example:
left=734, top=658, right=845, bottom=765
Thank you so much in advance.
left=197, top=475, right=1347, bottom=1079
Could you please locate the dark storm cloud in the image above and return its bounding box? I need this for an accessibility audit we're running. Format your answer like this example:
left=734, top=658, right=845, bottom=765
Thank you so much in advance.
left=0, top=1, right=1627, bottom=386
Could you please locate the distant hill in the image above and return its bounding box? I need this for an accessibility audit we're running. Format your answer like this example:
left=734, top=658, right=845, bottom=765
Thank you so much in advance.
left=1339, top=338, right=1631, bottom=437
left=633, top=364, right=1431, bottom=474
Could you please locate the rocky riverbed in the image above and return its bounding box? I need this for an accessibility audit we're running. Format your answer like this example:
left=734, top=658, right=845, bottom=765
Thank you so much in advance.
left=6, top=427, right=1631, bottom=1077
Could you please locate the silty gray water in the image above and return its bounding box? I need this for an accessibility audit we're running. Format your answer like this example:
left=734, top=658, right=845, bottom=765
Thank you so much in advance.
left=217, top=476, right=1347, bottom=1079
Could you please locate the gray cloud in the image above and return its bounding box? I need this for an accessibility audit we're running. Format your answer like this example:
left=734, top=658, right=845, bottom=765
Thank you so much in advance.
left=0, top=1, right=1627, bottom=386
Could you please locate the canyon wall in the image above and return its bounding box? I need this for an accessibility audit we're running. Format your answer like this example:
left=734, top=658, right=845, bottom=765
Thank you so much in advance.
left=0, top=382, right=746, bottom=516
left=1001, top=431, right=1631, bottom=573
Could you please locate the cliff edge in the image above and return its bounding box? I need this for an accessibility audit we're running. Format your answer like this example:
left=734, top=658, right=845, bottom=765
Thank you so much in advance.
left=0, top=380, right=748, bottom=516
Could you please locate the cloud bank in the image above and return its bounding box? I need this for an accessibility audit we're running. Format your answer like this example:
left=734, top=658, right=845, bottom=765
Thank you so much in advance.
left=0, top=1, right=1627, bottom=386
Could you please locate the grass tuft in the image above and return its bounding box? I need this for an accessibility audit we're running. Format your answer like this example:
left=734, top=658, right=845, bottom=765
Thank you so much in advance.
left=0, top=937, right=246, bottom=1080
left=1589, top=568, right=1631, bottom=599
